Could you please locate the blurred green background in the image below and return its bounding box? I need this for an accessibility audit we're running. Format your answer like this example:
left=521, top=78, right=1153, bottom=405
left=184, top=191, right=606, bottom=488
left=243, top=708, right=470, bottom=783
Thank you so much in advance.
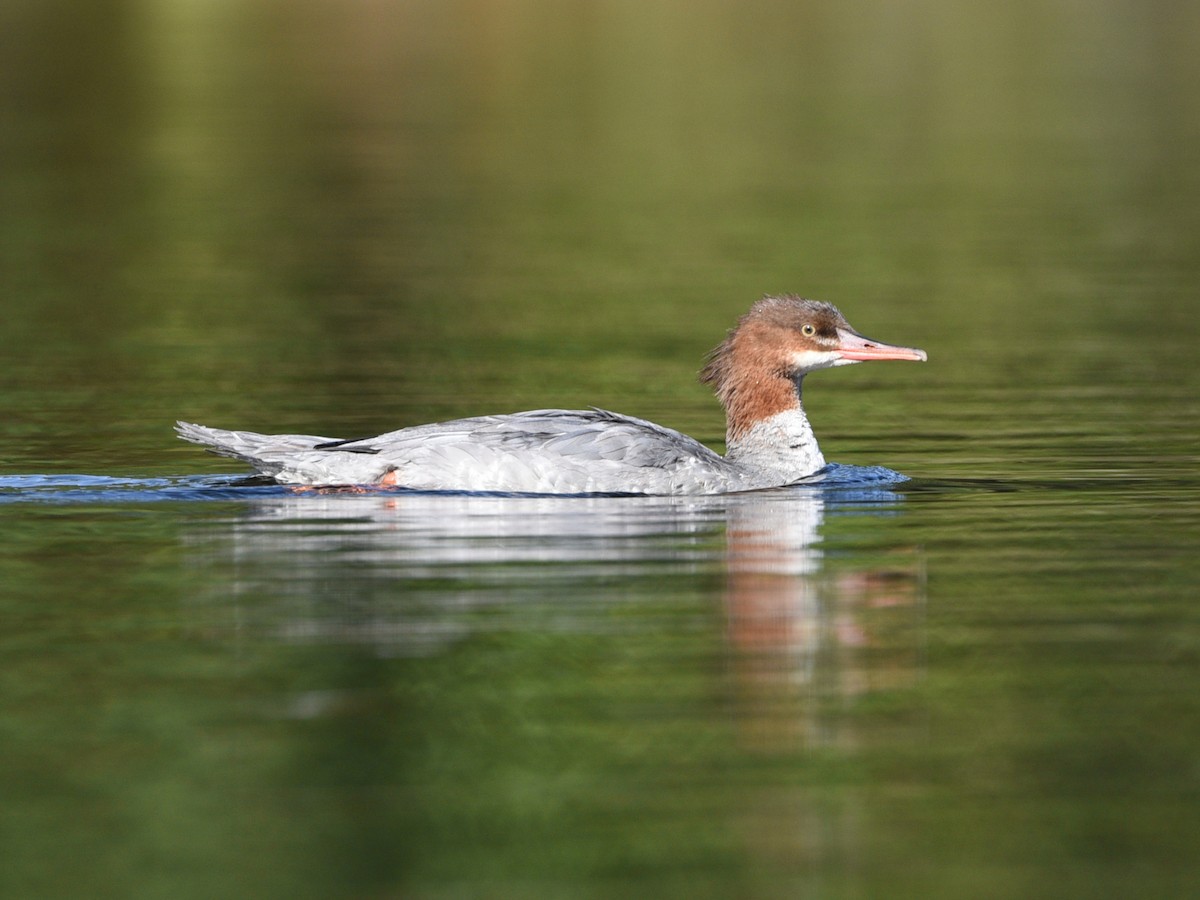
left=4, top=0, right=1196, bottom=475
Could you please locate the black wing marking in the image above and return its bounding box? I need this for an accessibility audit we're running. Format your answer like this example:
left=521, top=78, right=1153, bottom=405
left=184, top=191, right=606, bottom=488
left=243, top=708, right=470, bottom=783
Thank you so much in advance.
left=313, top=437, right=381, bottom=454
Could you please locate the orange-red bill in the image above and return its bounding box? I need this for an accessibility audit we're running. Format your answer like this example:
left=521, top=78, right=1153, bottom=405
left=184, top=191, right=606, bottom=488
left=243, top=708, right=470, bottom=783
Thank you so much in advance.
left=836, top=327, right=928, bottom=362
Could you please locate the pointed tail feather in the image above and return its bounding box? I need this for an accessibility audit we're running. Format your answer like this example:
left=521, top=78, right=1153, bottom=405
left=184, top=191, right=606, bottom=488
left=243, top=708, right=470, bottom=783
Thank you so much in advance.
left=174, top=421, right=337, bottom=477
left=175, top=421, right=269, bottom=461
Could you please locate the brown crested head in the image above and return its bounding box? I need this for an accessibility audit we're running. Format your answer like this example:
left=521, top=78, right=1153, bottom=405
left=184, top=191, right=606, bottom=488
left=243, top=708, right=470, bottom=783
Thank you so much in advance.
left=699, top=296, right=846, bottom=390
left=698, top=296, right=836, bottom=437
left=699, top=295, right=926, bottom=439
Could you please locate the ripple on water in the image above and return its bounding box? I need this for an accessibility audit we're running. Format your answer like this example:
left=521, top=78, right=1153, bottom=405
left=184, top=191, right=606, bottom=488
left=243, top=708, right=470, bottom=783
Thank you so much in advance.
left=0, top=463, right=910, bottom=506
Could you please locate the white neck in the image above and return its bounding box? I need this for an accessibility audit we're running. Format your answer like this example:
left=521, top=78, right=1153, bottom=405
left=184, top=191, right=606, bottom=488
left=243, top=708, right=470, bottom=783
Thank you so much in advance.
left=724, top=407, right=826, bottom=484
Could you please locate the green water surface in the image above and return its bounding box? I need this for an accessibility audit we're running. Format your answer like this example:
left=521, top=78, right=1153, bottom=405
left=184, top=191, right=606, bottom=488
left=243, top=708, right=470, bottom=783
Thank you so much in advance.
left=2, top=1, right=1199, bottom=898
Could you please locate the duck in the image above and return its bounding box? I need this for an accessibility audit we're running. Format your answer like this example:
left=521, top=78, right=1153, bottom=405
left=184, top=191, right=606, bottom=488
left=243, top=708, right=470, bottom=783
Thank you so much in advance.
left=176, top=296, right=926, bottom=494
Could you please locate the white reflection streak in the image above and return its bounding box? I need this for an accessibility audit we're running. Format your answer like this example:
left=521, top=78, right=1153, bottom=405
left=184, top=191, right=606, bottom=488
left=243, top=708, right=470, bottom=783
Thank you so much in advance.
left=222, top=491, right=728, bottom=569
left=199, top=491, right=740, bottom=655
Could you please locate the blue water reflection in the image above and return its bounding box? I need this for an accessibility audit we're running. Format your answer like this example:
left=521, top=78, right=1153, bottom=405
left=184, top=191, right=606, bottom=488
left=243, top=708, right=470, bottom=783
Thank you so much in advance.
left=0, top=462, right=907, bottom=505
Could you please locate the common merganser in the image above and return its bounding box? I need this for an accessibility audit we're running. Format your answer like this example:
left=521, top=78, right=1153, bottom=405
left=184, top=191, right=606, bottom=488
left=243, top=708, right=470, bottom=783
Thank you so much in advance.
left=176, top=296, right=926, bottom=494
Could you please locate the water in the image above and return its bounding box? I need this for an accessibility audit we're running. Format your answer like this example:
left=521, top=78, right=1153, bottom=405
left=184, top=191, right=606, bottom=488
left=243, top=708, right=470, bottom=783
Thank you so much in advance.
left=3, top=1, right=1200, bottom=897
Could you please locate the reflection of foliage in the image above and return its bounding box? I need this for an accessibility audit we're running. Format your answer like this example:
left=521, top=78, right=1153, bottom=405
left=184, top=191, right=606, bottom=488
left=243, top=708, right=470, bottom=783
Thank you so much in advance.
left=5, top=0, right=1195, bottom=476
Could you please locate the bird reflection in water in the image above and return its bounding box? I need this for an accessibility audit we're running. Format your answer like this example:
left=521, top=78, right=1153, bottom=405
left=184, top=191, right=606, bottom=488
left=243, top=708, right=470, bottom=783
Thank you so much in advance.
left=187, top=482, right=923, bottom=749
left=722, top=490, right=924, bottom=752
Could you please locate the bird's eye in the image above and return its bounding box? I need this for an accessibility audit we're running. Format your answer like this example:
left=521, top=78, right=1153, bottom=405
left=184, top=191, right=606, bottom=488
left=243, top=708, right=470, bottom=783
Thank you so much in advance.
left=801, top=324, right=816, bottom=336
